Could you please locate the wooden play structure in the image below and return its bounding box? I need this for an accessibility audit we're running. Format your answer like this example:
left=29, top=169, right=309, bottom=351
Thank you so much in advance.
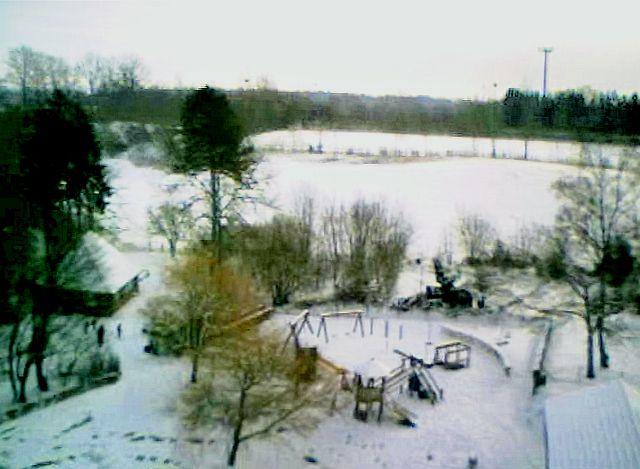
left=353, top=375, right=385, bottom=422
left=222, top=305, right=274, bottom=332
left=351, top=352, right=444, bottom=424
left=282, top=309, right=314, bottom=350
left=433, top=341, right=471, bottom=370
left=352, top=367, right=417, bottom=424
left=147, top=305, right=273, bottom=355
left=281, top=310, right=319, bottom=382
left=316, top=309, right=365, bottom=343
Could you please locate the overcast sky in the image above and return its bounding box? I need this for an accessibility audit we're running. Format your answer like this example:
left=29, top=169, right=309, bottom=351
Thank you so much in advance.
left=1, top=0, right=638, bottom=100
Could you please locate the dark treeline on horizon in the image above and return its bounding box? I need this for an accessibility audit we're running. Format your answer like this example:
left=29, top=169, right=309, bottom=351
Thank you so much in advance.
left=4, top=86, right=640, bottom=144
left=503, top=88, right=640, bottom=140
left=1, top=46, right=639, bottom=144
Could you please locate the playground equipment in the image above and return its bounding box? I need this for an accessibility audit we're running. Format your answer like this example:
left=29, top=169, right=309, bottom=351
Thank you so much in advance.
left=316, top=309, right=365, bottom=343
left=147, top=305, right=273, bottom=355
left=352, top=366, right=417, bottom=424
left=281, top=310, right=319, bottom=382
left=394, top=349, right=444, bottom=403
left=222, top=305, right=273, bottom=332
left=282, top=309, right=314, bottom=350
left=353, top=375, right=385, bottom=422
left=433, top=341, right=471, bottom=370
left=351, top=352, right=444, bottom=424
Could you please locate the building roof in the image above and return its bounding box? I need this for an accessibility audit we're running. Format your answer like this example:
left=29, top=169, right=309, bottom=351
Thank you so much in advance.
left=57, top=232, right=139, bottom=293
left=545, top=379, right=640, bottom=469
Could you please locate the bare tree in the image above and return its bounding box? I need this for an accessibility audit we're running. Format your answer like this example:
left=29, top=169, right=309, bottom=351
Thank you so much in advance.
left=321, top=203, right=346, bottom=288
left=147, top=202, right=194, bottom=257
left=458, top=213, right=497, bottom=263
left=238, top=213, right=316, bottom=306
left=76, top=53, right=106, bottom=94
left=322, top=200, right=411, bottom=302
left=42, top=55, right=75, bottom=91
left=510, top=223, right=547, bottom=265
left=4, top=46, right=78, bottom=103
left=5, top=45, right=43, bottom=104
left=548, top=149, right=639, bottom=375
left=116, top=55, right=147, bottom=90
left=437, top=229, right=456, bottom=266
left=180, top=330, right=331, bottom=466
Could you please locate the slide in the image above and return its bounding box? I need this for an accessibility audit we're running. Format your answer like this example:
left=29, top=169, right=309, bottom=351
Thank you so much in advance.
left=417, top=368, right=443, bottom=401
left=384, top=396, right=417, bottom=424
left=384, top=367, right=413, bottom=394
left=415, top=370, right=439, bottom=402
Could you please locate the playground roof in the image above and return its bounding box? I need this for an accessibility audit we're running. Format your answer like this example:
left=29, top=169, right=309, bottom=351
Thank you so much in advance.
left=353, top=357, right=393, bottom=380
left=545, top=379, right=640, bottom=469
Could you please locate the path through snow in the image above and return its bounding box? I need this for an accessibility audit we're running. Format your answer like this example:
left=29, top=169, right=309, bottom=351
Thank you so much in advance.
left=0, top=252, right=200, bottom=469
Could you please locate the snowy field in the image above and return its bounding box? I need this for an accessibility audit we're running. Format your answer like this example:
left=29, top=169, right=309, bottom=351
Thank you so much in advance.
left=106, top=149, right=577, bottom=261
left=2, top=130, right=640, bottom=468
left=252, top=129, right=636, bottom=164
left=251, top=153, right=572, bottom=261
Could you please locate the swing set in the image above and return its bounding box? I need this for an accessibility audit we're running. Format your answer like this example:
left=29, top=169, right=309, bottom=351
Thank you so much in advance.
left=316, top=309, right=365, bottom=343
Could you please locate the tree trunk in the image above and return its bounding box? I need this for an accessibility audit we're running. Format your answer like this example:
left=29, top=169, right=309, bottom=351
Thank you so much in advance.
left=18, top=356, right=35, bottom=403
left=8, top=321, right=20, bottom=401
left=596, top=316, right=610, bottom=368
left=210, top=170, right=221, bottom=259
left=21, top=57, right=27, bottom=106
left=30, top=305, right=50, bottom=392
left=272, top=285, right=290, bottom=307
left=586, top=330, right=595, bottom=379
left=35, top=354, right=48, bottom=391
left=227, top=387, right=246, bottom=466
left=169, top=239, right=176, bottom=258
left=190, top=352, right=198, bottom=383
left=597, top=279, right=610, bottom=368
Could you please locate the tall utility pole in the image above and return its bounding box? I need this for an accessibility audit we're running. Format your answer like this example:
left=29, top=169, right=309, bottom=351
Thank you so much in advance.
left=539, top=47, right=553, bottom=97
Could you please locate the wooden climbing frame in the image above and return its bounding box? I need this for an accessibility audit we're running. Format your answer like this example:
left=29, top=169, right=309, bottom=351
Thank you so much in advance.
left=353, top=375, right=385, bottom=422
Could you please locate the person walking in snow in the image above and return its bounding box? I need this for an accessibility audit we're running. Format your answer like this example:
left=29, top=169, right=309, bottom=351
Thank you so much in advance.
left=97, top=324, right=105, bottom=347
left=116, top=323, right=122, bottom=339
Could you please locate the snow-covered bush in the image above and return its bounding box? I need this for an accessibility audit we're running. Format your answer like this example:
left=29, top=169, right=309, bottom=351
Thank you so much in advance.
left=95, top=121, right=171, bottom=166
left=80, top=348, right=121, bottom=380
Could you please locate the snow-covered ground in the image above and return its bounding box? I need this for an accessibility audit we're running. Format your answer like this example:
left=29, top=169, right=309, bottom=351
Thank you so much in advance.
left=247, top=312, right=544, bottom=469
left=2, top=130, right=640, bottom=468
left=251, top=153, right=572, bottom=260
left=105, top=150, right=575, bottom=260
left=252, top=129, right=636, bottom=164
left=0, top=253, right=194, bottom=469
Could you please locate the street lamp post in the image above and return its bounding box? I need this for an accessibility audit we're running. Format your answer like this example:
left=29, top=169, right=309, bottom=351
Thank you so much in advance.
left=491, top=82, right=497, bottom=158
left=539, top=47, right=553, bottom=97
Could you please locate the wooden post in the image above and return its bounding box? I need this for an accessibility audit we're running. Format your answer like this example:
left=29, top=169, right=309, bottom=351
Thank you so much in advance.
left=323, top=318, right=329, bottom=343
left=385, top=320, right=389, bottom=339
left=316, top=316, right=329, bottom=343
left=370, top=317, right=374, bottom=335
